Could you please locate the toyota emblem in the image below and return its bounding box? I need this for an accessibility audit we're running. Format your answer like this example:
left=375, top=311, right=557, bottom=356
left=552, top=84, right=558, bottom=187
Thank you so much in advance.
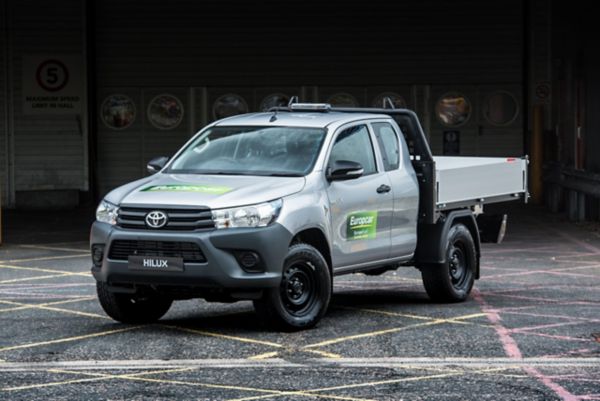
left=145, top=211, right=168, bottom=229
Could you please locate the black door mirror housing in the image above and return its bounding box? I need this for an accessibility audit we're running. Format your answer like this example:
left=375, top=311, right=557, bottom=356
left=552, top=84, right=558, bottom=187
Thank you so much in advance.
left=147, top=156, right=170, bottom=174
left=326, top=160, right=364, bottom=181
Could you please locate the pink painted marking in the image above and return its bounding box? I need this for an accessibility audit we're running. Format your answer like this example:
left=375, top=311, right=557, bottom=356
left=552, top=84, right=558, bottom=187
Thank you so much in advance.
left=473, top=289, right=522, bottom=359
left=503, top=311, right=600, bottom=324
left=523, top=367, right=579, bottom=401
left=510, top=321, right=585, bottom=333
left=512, top=331, right=591, bottom=343
left=482, top=293, right=597, bottom=305
left=473, top=288, right=580, bottom=401
left=541, top=349, right=593, bottom=359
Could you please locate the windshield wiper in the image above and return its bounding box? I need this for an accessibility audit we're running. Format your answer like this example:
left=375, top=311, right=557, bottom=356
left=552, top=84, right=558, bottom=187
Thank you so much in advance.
left=266, top=172, right=304, bottom=177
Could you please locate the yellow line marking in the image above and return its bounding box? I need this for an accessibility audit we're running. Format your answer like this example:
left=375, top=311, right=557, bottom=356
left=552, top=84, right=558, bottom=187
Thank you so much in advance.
left=230, top=394, right=374, bottom=401
left=339, top=306, right=486, bottom=324
left=0, top=299, right=106, bottom=319
left=0, top=325, right=143, bottom=353
left=3, top=375, right=106, bottom=391
left=303, top=312, right=488, bottom=349
left=171, top=326, right=342, bottom=360
left=247, top=349, right=341, bottom=360
left=304, top=321, right=439, bottom=349
left=18, top=244, right=87, bottom=253
left=168, top=326, right=285, bottom=349
left=0, top=263, right=90, bottom=277
left=2, top=367, right=195, bottom=391
left=228, top=367, right=510, bottom=401
left=0, top=297, right=95, bottom=313
left=247, top=351, right=280, bottom=360
left=163, top=325, right=327, bottom=361
left=0, top=273, right=77, bottom=284
left=303, top=349, right=342, bottom=359
left=44, top=369, right=305, bottom=398
left=121, top=375, right=375, bottom=401
left=307, top=368, right=498, bottom=392
left=4, top=254, right=89, bottom=263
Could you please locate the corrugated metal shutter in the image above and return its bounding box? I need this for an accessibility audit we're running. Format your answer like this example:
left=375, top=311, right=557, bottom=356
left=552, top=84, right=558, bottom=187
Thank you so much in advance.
left=96, top=88, right=194, bottom=197
left=95, top=0, right=524, bottom=194
left=0, top=1, right=7, bottom=206
left=9, top=0, right=86, bottom=199
left=96, top=0, right=523, bottom=87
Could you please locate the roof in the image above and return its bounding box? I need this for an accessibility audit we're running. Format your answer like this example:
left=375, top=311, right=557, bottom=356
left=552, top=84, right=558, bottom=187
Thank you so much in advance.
left=214, top=111, right=392, bottom=128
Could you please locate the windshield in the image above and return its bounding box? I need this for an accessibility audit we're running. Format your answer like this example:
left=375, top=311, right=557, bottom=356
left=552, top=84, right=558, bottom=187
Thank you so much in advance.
left=167, top=126, right=326, bottom=176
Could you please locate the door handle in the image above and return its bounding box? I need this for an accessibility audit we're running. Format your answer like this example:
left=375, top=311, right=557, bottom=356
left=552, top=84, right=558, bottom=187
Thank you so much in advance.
left=376, top=184, right=391, bottom=194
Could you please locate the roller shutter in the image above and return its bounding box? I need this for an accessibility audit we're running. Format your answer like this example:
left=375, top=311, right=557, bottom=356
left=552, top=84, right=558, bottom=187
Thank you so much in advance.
left=95, top=0, right=524, bottom=195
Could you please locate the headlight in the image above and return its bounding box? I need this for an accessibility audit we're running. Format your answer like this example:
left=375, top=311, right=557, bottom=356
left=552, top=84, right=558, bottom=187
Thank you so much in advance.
left=212, top=199, right=282, bottom=229
left=96, top=200, right=119, bottom=225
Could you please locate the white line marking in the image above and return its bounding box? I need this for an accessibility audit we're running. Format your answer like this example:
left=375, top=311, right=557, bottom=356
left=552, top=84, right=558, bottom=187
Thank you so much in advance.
left=0, top=358, right=599, bottom=372
left=17, top=245, right=87, bottom=253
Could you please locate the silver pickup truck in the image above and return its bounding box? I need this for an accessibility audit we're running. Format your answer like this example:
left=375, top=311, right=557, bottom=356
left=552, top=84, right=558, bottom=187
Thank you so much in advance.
left=91, top=103, right=528, bottom=330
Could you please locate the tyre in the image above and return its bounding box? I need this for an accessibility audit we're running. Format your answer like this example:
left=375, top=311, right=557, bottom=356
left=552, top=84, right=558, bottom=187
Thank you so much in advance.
left=96, top=281, right=173, bottom=323
left=421, top=223, right=476, bottom=302
left=253, top=243, right=331, bottom=331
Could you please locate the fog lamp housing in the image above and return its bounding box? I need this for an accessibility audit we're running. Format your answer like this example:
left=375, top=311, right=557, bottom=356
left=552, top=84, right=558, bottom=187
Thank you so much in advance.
left=92, top=244, right=105, bottom=268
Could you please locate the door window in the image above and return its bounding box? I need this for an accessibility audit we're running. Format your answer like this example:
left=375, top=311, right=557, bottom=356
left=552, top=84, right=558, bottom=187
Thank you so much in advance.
left=329, top=125, right=377, bottom=175
left=372, top=122, right=400, bottom=171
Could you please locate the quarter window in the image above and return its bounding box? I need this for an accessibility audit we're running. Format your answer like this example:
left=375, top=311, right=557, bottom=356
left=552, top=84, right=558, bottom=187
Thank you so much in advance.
left=372, top=122, right=400, bottom=171
left=329, top=125, right=377, bottom=175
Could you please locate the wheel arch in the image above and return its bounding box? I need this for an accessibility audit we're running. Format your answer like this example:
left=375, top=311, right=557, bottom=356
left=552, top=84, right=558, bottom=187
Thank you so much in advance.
left=416, top=209, right=481, bottom=279
left=290, top=227, right=332, bottom=275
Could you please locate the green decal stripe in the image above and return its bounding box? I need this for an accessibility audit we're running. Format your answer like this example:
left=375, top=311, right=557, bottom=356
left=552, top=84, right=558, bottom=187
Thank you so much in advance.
left=346, top=211, right=378, bottom=241
left=141, top=184, right=232, bottom=194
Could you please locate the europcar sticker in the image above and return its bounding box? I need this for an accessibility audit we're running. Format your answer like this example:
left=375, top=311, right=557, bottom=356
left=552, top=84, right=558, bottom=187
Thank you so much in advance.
left=141, top=184, right=232, bottom=195
left=347, top=211, right=378, bottom=240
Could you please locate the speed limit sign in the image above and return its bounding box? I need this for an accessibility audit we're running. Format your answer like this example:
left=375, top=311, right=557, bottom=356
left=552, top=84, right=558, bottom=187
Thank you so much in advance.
left=22, top=54, right=82, bottom=115
left=36, top=59, right=69, bottom=92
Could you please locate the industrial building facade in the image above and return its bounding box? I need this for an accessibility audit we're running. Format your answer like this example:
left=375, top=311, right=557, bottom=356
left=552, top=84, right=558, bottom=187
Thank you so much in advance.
left=0, top=0, right=598, bottom=220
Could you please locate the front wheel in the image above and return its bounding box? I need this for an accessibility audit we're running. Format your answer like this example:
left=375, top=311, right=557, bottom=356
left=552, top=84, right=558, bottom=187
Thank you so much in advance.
left=420, top=223, right=476, bottom=302
left=96, top=282, right=173, bottom=323
left=253, top=243, right=331, bottom=331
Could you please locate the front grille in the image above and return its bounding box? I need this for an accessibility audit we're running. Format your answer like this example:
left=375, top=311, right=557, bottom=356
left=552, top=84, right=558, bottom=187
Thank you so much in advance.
left=108, top=240, right=206, bottom=263
left=117, top=207, right=214, bottom=231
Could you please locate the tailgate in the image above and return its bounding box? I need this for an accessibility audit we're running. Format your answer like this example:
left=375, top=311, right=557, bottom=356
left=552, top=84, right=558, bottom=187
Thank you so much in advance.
left=434, top=156, right=528, bottom=209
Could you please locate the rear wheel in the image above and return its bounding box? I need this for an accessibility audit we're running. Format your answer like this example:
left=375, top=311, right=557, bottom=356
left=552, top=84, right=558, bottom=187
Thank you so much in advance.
left=96, top=282, right=173, bottom=323
left=421, top=223, right=476, bottom=302
left=254, top=243, right=331, bottom=331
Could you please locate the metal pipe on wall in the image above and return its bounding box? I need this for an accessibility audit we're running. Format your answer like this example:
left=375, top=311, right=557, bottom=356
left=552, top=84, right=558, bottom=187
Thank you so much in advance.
left=530, top=104, right=544, bottom=204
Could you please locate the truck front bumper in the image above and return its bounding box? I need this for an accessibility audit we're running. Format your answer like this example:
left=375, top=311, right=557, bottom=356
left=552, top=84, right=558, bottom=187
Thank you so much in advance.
left=90, top=222, right=293, bottom=292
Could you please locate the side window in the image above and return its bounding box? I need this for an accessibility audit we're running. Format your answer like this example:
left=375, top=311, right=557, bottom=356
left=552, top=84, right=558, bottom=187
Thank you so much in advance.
left=329, top=125, right=377, bottom=175
left=372, top=122, right=400, bottom=171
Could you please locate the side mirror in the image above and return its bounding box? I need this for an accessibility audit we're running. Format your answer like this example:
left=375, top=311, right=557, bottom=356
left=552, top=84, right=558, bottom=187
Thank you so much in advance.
left=147, top=156, right=169, bottom=174
left=327, top=160, right=364, bottom=181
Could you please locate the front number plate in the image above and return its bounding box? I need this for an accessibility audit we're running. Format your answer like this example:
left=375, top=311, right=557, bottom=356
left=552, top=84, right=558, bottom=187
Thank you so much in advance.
left=128, top=256, right=184, bottom=272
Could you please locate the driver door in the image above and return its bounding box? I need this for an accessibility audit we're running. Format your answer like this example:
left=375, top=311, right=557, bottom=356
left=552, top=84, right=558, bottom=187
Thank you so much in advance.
left=325, top=123, right=393, bottom=270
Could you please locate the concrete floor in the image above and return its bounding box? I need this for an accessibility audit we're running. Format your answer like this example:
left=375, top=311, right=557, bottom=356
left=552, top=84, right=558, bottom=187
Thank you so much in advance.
left=0, top=205, right=599, bottom=400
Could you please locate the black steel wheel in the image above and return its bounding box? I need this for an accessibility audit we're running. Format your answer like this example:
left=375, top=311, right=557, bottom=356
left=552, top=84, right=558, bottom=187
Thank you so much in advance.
left=421, top=223, right=476, bottom=302
left=254, top=243, right=331, bottom=331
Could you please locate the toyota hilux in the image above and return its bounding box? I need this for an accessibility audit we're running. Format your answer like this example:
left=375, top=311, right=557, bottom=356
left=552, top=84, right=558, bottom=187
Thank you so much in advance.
left=91, top=102, right=527, bottom=330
